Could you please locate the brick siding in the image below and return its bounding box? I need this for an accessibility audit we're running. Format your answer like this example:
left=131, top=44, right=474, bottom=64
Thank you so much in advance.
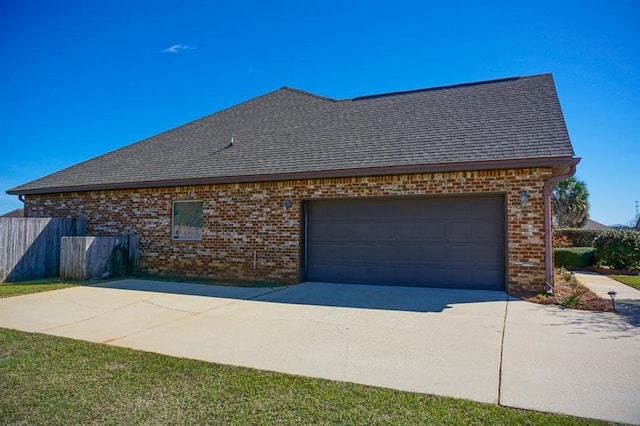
left=24, top=167, right=552, bottom=292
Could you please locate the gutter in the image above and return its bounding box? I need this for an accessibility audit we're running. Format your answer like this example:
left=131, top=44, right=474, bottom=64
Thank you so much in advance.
left=7, top=156, right=578, bottom=196
left=543, top=159, right=580, bottom=294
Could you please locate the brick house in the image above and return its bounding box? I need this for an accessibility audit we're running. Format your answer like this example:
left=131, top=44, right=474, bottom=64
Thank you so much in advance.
left=7, top=74, right=579, bottom=293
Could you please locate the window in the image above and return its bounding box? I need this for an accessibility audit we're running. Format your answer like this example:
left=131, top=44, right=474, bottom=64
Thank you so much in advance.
left=172, top=201, right=203, bottom=241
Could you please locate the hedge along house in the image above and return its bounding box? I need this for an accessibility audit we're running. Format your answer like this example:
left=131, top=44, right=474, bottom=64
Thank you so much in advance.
left=8, top=74, right=579, bottom=293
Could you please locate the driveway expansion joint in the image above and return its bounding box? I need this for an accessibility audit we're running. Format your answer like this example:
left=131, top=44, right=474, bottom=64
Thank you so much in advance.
left=101, top=311, right=204, bottom=344
left=246, top=286, right=289, bottom=300
left=142, top=298, right=201, bottom=314
left=497, top=297, right=509, bottom=405
left=41, top=297, right=155, bottom=332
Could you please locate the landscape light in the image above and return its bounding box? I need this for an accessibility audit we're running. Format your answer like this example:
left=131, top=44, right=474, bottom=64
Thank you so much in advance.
left=607, top=290, right=617, bottom=310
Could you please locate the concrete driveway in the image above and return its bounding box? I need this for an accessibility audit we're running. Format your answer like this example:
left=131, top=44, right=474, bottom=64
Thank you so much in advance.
left=0, top=279, right=638, bottom=424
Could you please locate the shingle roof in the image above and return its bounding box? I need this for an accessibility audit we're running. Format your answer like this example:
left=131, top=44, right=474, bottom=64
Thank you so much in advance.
left=8, top=73, right=576, bottom=195
left=583, top=219, right=611, bottom=230
left=0, top=208, right=24, bottom=218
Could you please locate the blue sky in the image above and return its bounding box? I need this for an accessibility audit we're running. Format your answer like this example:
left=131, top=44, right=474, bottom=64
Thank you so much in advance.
left=1, top=1, right=638, bottom=225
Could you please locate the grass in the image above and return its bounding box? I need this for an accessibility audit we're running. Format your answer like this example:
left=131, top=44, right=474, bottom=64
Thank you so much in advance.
left=609, top=274, right=640, bottom=290
left=0, top=278, right=78, bottom=298
left=0, top=329, right=610, bottom=425
left=0, top=274, right=283, bottom=300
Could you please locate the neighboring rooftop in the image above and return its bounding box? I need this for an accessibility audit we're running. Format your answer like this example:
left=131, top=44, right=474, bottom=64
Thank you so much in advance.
left=0, top=208, right=24, bottom=218
left=8, top=73, right=576, bottom=195
left=582, top=219, right=611, bottom=230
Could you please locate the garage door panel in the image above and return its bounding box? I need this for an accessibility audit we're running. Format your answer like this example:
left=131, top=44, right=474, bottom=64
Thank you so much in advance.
left=375, top=202, right=421, bottom=220
left=444, top=202, right=471, bottom=220
left=472, top=198, right=502, bottom=218
left=306, top=196, right=505, bottom=290
left=445, top=245, right=475, bottom=264
left=475, top=245, right=503, bottom=263
left=309, top=223, right=331, bottom=241
left=333, top=223, right=359, bottom=239
left=419, top=267, right=448, bottom=284
left=474, top=268, right=505, bottom=285
left=385, top=245, right=429, bottom=263
left=309, top=243, right=371, bottom=261
left=395, top=222, right=424, bottom=239
left=420, top=243, right=447, bottom=265
left=369, top=223, right=395, bottom=240
left=447, top=222, right=473, bottom=240
left=371, top=223, right=425, bottom=240
left=348, top=223, right=371, bottom=239
left=372, top=266, right=407, bottom=283
left=421, top=208, right=443, bottom=220
left=323, top=202, right=355, bottom=219
left=310, top=223, right=352, bottom=239
left=367, top=244, right=427, bottom=263
left=308, top=264, right=351, bottom=283
left=421, top=222, right=447, bottom=240
left=473, top=222, right=502, bottom=241
left=445, top=244, right=503, bottom=264
left=446, top=268, right=474, bottom=284
left=347, top=244, right=374, bottom=262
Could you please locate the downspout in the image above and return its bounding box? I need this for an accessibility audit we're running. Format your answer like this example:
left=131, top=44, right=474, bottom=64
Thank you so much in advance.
left=18, top=195, right=25, bottom=203
left=543, top=164, right=577, bottom=295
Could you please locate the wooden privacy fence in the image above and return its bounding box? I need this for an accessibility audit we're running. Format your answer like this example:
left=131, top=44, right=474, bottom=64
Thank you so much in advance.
left=60, top=234, right=139, bottom=280
left=0, top=217, right=86, bottom=282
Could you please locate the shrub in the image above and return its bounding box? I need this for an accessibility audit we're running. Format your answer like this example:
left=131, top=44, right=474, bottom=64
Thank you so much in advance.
left=557, top=267, right=573, bottom=282
left=593, top=230, right=640, bottom=270
left=560, top=283, right=588, bottom=308
left=553, top=228, right=603, bottom=247
left=553, top=247, right=595, bottom=269
left=555, top=266, right=588, bottom=308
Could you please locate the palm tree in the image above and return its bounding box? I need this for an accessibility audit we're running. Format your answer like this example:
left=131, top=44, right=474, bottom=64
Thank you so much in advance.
left=552, top=177, right=590, bottom=228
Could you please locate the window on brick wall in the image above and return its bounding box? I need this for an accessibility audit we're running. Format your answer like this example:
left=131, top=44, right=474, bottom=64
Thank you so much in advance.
left=172, top=201, right=203, bottom=241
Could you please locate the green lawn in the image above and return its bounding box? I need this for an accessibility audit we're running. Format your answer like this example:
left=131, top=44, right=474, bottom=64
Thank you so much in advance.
left=0, top=329, right=608, bottom=425
left=0, top=279, right=77, bottom=298
left=609, top=275, right=640, bottom=291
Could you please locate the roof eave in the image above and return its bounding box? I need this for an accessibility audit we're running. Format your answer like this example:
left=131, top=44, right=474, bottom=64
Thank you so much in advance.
left=7, top=156, right=581, bottom=196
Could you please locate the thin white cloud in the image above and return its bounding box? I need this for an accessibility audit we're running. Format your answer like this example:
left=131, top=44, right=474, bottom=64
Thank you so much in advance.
left=163, top=44, right=196, bottom=53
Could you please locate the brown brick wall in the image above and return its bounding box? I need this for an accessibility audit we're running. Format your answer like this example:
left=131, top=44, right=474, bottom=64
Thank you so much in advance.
left=24, top=167, right=552, bottom=292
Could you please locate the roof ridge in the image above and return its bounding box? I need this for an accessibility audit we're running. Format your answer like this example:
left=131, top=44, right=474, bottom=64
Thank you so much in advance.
left=280, top=87, right=336, bottom=102
left=350, top=75, right=545, bottom=101
left=178, top=86, right=322, bottom=124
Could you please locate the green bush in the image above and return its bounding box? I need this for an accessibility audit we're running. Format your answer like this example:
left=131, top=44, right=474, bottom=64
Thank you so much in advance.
left=553, top=228, right=603, bottom=247
left=593, top=230, right=640, bottom=270
left=553, top=247, right=595, bottom=269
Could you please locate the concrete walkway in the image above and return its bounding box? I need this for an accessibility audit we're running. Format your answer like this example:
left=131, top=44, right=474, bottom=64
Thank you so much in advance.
left=575, top=271, right=640, bottom=327
left=0, top=279, right=639, bottom=424
left=501, top=299, right=639, bottom=423
left=503, top=272, right=640, bottom=423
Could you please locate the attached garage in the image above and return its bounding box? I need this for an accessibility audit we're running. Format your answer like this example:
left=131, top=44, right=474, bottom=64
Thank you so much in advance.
left=9, top=74, right=580, bottom=293
left=303, top=195, right=506, bottom=290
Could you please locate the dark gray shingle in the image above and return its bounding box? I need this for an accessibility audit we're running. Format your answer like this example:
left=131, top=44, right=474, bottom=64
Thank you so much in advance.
left=8, top=73, right=575, bottom=195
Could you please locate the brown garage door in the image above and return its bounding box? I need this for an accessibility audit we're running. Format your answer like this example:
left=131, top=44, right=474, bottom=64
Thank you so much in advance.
left=304, top=195, right=505, bottom=290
